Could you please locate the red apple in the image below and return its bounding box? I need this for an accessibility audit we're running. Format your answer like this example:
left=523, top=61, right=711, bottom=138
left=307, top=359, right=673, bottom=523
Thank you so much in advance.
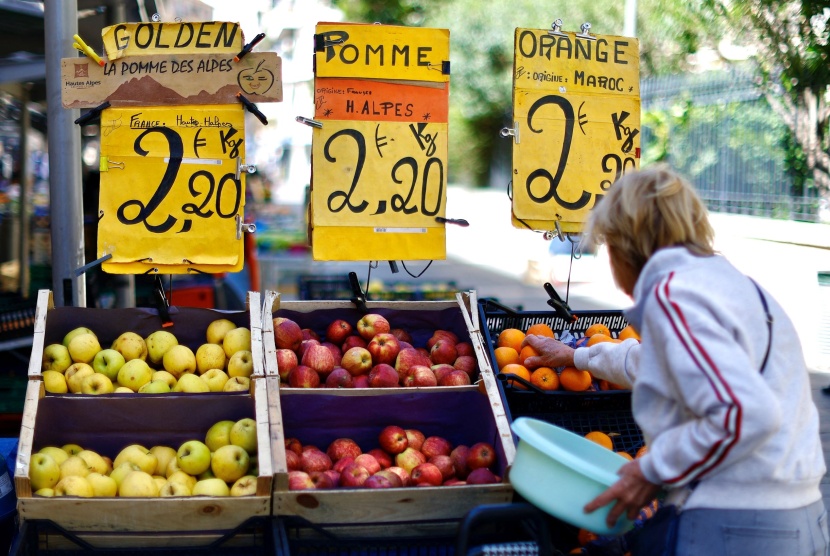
left=338, top=462, right=370, bottom=488
left=356, top=313, right=391, bottom=341
left=326, top=438, right=362, bottom=463
left=274, top=318, right=303, bottom=351
left=309, top=470, right=336, bottom=489
left=354, top=453, right=381, bottom=475
left=443, top=479, right=466, bottom=486
left=439, top=370, right=472, bottom=386
left=302, top=445, right=321, bottom=453
left=466, top=467, right=500, bottom=484
left=455, top=342, right=474, bottom=357
left=416, top=347, right=430, bottom=359
left=405, top=429, right=425, bottom=451
left=431, top=364, right=456, bottom=384
left=398, top=340, right=414, bottom=351
left=367, top=448, right=393, bottom=469
left=285, top=450, right=301, bottom=471
left=363, top=474, right=395, bottom=489
left=288, top=365, right=320, bottom=388
left=395, top=348, right=432, bottom=382
left=322, top=469, right=340, bottom=487
left=430, top=339, right=458, bottom=365
left=275, top=349, right=299, bottom=381
left=341, top=335, right=367, bottom=351
left=325, top=368, right=355, bottom=388
left=421, top=436, right=452, bottom=459
left=321, top=342, right=342, bottom=367
left=450, top=445, right=470, bottom=479
left=367, top=333, right=401, bottom=366
left=373, top=469, right=403, bottom=488
left=410, top=463, right=443, bottom=486
left=288, top=470, right=315, bottom=490
left=301, top=344, right=336, bottom=375
left=368, top=363, right=400, bottom=388
left=378, top=425, right=409, bottom=455
left=387, top=466, right=411, bottom=487
left=333, top=456, right=356, bottom=474
left=427, top=330, right=459, bottom=350
left=285, top=437, right=303, bottom=455
left=395, top=447, right=426, bottom=474
left=466, top=442, right=496, bottom=470
left=300, top=449, right=332, bottom=473
left=301, top=328, right=320, bottom=342
left=429, top=455, right=456, bottom=481
left=353, top=375, right=370, bottom=388
left=299, top=339, right=320, bottom=359
left=326, top=319, right=353, bottom=345
left=453, top=355, right=478, bottom=377
left=407, top=366, right=437, bottom=387
left=340, top=347, right=373, bottom=376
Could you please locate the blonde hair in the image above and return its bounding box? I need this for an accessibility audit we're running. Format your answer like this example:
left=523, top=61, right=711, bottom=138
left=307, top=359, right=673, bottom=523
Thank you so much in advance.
left=585, top=164, right=715, bottom=274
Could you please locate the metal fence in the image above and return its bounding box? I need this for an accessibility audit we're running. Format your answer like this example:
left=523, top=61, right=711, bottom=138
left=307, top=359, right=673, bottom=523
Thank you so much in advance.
left=641, top=69, right=823, bottom=222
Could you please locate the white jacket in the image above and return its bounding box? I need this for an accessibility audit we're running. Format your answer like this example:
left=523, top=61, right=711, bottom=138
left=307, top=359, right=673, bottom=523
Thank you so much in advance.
left=575, top=246, right=825, bottom=510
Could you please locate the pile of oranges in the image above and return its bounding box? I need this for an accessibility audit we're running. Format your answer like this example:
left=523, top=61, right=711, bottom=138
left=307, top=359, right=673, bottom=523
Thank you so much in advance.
left=492, top=322, right=640, bottom=392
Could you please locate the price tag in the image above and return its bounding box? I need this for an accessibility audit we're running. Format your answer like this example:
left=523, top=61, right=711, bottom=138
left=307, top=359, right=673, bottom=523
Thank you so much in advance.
left=97, top=104, right=246, bottom=274
left=102, top=21, right=243, bottom=60
left=510, top=28, right=640, bottom=233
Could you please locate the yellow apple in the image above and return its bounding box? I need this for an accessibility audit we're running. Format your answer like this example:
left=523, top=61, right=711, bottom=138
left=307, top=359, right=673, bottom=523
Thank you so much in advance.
left=113, top=444, right=157, bottom=475
left=166, top=470, right=197, bottom=490
left=145, top=330, right=178, bottom=366
left=62, top=327, right=96, bottom=347
left=138, top=380, right=171, bottom=394
left=110, top=462, right=141, bottom=487
left=163, top=345, right=197, bottom=379
left=159, top=480, right=191, bottom=497
left=112, top=331, right=148, bottom=361
left=118, top=470, right=159, bottom=497
left=38, top=446, right=69, bottom=466
left=222, top=327, right=251, bottom=358
left=176, top=440, right=211, bottom=475
left=65, top=363, right=94, bottom=393
left=62, top=443, right=83, bottom=455
left=195, top=343, right=226, bottom=375
left=42, top=343, right=72, bottom=373
left=92, top=348, right=125, bottom=381
left=153, top=475, right=167, bottom=491
left=149, top=446, right=177, bottom=476
left=67, top=333, right=101, bottom=364
left=201, top=369, right=229, bottom=392
left=223, top=376, right=250, bottom=392
left=152, top=370, right=177, bottom=389
left=204, top=420, right=234, bottom=452
left=86, top=472, right=118, bottom=497
left=173, top=373, right=210, bottom=393
left=116, top=359, right=153, bottom=392
left=29, top=453, right=61, bottom=491
left=77, top=450, right=110, bottom=475
left=34, top=488, right=55, bottom=497
left=60, top=455, right=91, bottom=479
left=206, top=319, right=236, bottom=345
left=54, top=475, right=94, bottom=497
left=230, top=475, right=258, bottom=496
left=211, top=444, right=249, bottom=483
left=192, top=477, right=229, bottom=496
left=230, top=418, right=258, bottom=455
left=81, top=373, right=114, bottom=395
left=227, top=350, right=254, bottom=378
left=43, top=370, right=68, bottom=394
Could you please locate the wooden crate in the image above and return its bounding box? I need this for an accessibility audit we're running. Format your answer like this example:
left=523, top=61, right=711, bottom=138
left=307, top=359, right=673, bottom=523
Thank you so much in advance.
left=14, top=378, right=274, bottom=548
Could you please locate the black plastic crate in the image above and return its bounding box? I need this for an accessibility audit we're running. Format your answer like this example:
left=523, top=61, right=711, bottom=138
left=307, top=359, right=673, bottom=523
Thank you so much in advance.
left=0, top=294, right=36, bottom=342
left=297, top=274, right=460, bottom=302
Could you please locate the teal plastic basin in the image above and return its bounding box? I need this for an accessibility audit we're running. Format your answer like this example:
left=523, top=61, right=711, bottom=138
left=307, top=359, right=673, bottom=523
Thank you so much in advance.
left=510, top=417, right=634, bottom=535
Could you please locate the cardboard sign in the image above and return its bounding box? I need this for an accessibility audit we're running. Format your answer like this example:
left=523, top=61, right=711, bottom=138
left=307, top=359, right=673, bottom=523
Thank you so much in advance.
left=102, top=21, right=243, bottom=61
left=97, top=105, right=247, bottom=274
left=314, top=23, right=449, bottom=82
left=510, top=28, right=640, bottom=233
left=314, top=77, right=448, bottom=123
left=61, top=52, right=282, bottom=108
left=310, top=119, right=448, bottom=261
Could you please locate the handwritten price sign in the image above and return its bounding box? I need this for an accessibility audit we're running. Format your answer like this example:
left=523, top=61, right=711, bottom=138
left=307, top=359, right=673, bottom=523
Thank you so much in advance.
left=97, top=104, right=246, bottom=274
left=510, top=28, right=640, bottom=233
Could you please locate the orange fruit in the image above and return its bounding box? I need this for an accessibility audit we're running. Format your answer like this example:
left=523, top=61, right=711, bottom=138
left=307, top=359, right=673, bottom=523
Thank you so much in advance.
left=599, top=379, right=626, bottom=391
left=526, top=323, right=556, bottom=338
left=530, top=367, right=559, bottom=391
left=635, top=445, right=648, bottom=458
left=493, top=346, right=519, bottom=370
left=584, top=431, right=614, bottom=450
left=500, top=363, right=531, bottom=390
left=584, top=323, right=611, bottom=338
left=577, top=528, right=599, bottom=546
left=619, top=325, right=641, bottom=342
left=518, top=345, right=539, bottom=368
left=559, top=366, right=593, bottom=391
left=617, top=451, right=634, bottom=461
left=497, top=328, right=526, bottom=353
left=586, top=333, right=614, bottom=347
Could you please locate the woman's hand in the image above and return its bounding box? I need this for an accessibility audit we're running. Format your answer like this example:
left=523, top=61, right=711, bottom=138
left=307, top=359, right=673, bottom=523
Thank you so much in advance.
left=521, top=335, right=576, bottom=368
left=584, top=459, right=661, bottom=528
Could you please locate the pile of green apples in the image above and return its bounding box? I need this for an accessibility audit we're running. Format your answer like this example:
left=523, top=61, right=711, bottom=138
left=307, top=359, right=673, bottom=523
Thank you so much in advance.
left=28, top=417, right=259, bottom=497
left=40, top=318, right=254, bottom=395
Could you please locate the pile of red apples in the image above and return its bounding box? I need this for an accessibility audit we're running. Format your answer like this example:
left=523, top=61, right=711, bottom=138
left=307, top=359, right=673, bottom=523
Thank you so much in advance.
left=287, top=425, right=500, bottom=490
left=273, top=313, right=478, bottom=388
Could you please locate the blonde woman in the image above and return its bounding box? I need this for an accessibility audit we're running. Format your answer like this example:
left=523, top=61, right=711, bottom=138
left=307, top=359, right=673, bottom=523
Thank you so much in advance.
left=524, top=165, right=827, bottom=555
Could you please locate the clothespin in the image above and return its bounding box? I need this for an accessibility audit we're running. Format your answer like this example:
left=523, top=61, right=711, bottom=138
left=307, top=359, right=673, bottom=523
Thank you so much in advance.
left=435, top=216, right=469, bottom=227
left=153, top=275, right=174, bottom=328
left=348, top=272, right=369, bottom=314
left=236, top=93, right=268, bottom=125
left=543, top=282, right=577, bottom=323
left=234, top=32, right=266, bottom=62
left=73, top=34, right=105, bottom=66
left=75, top=101, right=110, bottom=126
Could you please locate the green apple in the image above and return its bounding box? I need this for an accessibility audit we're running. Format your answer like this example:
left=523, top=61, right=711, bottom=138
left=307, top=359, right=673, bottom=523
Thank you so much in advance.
left=195, top=343, right=226, bottom=374
left=62, top=443, right=83, bottom=455
left=86, top=472, right=118, bottom=497
left=77, top=450, right=110, bottom=474
left=152, top=370, right=177, bottom=389
left=34, top=488, right=55, bottom=497
left=42, top=343, right=72, bottom=373
left=65, top=363, right=95, bottom=393
left=42, top=370, right=68, bottom=394
left=173, top=373, right=210, bottom=393
left=38, top=446, right=69, bottom=466
left=112, top=331, right=148, bottom=361
left=28, top=453, right=61, bottom=490
left=62, top=327, right=96, bottom=347
left=138, top=380, right=171, bottom=394
left=116, top=359, right=153, bottom=392
left=205, top=420, right=235, bottom=452
left=176, top=440, right=212, bottom=475
left=113, top=444, right=157, bottom=475
left=206, top=318, right=236, bottom=345
left=67, top=333, right=101, bottom=364
left=166, top=470, right=197, bottom=490
left=81, top=373, right=114, bottom=395
left=211, top=444, right=249, bottom=483
left=163, top=345, right=197, bottom=379
left=192, top=477, right=229, bottom=497
left=227, top=350, right=254, bottom=378
left=149, top=446, right=177, bottom=476
left=60, top=455, right=91, bottom=479
left=201, top=369, right=229, bottom=392
left=223, top=376, right=250, bottom=392
left=92, top=349, right=125, bottom=382
left=230, top=475, right=258, bottom=496
left=54, top=475, right=94, bottom=497
left=230, top=418, right=258, bottom=455
left=145, top=330, right=178, bottom=366
left=159, top=480, right=191, bottom=497
left=118, top=470, right=159, bottom=497
left=110, top=462, right=141, bottom=487
left=222, top=327, right=251, bottom=358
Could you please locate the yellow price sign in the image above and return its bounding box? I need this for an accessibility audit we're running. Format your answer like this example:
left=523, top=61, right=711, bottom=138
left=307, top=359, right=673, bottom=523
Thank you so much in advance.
left=97, top=105, right=247, bottom=274
left=510, top=28, right=640, bottom=233
left=311, top=119, right=448, bottom=261
left=102, top=21, right=243, bottom=61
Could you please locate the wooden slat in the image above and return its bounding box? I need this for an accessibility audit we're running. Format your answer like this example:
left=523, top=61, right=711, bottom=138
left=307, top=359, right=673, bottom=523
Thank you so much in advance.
left=265, top=376, right=288, bottom=492
left=261, top=291, right=280, bottom=378
left=27, top=290, right=52, bottom=380
left=252, top=376, right=273, bottom=498
left=248, top=291, right=266, bottom=379
left=14, top=380, right=44, bottom=498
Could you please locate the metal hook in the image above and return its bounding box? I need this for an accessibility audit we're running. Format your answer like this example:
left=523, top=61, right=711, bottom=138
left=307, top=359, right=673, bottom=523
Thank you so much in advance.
left=549, top=18, right=567, bottom=37
left=296, top=116, right=323, bottom=129
left=577, top=22, right=596, bottom=40
left=499, top=122, right=520, bottom=144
